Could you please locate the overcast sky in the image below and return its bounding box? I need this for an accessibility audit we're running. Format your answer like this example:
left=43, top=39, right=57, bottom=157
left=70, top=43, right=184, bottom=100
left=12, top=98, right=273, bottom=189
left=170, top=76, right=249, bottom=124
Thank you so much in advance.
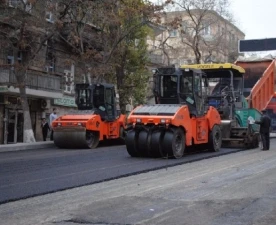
left=232, top=0, right=276, bottom=39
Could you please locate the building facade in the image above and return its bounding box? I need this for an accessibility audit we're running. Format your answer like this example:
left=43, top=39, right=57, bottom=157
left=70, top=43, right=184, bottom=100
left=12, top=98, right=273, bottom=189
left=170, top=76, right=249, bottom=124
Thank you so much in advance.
left=0, top=45, right=81, bottom=144
left=147, top=10, right=245, bottom=67
left=0, top=0, right=97, bottom=144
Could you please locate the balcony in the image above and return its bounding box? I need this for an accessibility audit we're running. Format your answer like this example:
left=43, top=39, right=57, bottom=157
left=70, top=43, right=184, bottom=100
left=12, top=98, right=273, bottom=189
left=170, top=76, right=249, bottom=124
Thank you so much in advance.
left=0, top=68, right=63, bottom=98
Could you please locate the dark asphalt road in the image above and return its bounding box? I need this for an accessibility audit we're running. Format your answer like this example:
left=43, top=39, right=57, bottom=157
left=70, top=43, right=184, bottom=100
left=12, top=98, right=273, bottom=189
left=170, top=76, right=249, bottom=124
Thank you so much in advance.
left=0, top=144, right=248, bottom=204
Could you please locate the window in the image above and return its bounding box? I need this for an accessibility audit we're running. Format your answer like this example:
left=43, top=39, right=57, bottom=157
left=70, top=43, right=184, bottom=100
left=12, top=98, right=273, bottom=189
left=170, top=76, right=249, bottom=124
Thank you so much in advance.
left=181, top=21, right=189, bottom=33
left=7, top=51, right=22, bottom=69
left=228, top=31, right=232, bottom=41
left=169, top=29, right=178, bottom=37
left=221, top=27, right=225, bottom=36
left=46, top=11, right=54, bottom=23
left=45, top=1, right=56, bottom=23
left=217, top=25, right=220, bottom=35
left=8, top=0, right=32, bottom=12
left=64, top=70, right=74, bottom=94
left=105, top=89, right=114, bottom=105
left=8, top=0, right=17, bottom=7
left=45, top=52, right=55, bottom=72
left=45, top=40, right=55, bottom=70
left=180, top=75, right=193, bottom=95
left=78, top=89, right=91, bottom=106
left=45, top=39, right=55, bottom=72
left=194, top=74, right=202, bottom=97
left=180, top=73, right=194, bottom=106
left=160, top=75, right=178, bottom=98
left=82, top=74, right=91, bottom=84
left=7, top=56, right=14, bottom=65
left=105, top=88, right=115, bottom=118
left=232, top=33, right=235, bottom=44
left=202, top=25, right=211, bottom=35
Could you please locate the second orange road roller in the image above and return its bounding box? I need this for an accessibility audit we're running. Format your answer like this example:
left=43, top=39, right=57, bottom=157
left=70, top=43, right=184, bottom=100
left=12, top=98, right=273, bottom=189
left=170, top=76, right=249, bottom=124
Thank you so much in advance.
left=125, top=67, right=222, bottom=158
left=52, top=83, right=126, bottom=149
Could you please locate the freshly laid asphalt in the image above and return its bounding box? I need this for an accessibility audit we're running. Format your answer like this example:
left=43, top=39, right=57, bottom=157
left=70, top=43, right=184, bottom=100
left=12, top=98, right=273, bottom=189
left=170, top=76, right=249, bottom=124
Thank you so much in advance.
left=1, top=133, right=275, bottom=204
left=0, top=141, right=258, bottom=204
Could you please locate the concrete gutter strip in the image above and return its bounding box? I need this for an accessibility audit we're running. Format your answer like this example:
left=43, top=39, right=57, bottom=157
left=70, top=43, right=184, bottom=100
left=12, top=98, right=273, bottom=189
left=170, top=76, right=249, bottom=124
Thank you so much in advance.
left=0, top=141, right=55, bottom=153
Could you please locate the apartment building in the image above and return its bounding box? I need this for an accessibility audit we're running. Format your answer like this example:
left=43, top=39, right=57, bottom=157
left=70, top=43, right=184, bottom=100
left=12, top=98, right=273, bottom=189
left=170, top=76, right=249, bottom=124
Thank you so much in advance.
left=0, top=0, right=97, bottom=144
left=147, top=9, right=245, bottom=66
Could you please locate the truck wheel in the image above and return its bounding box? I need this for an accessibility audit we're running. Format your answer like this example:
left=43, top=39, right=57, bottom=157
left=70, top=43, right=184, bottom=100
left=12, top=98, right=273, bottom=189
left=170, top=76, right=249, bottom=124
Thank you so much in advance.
left=208, top=125, right=222, bottom=152
left=162, top=128, right=185, bottom=159
left=251, top=133, right=259, bottom=149
left=149, top=131, right=162, bottom=158
left=125, top=130, right=140, bottom=157
left=86, top=131, right=100, bottom=149
left=137, top=130, right=149, bottom=156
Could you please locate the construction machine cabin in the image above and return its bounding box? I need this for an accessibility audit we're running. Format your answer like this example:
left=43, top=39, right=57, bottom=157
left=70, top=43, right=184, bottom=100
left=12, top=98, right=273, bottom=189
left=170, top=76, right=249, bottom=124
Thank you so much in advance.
left=125, top=67, right=222, bottom=159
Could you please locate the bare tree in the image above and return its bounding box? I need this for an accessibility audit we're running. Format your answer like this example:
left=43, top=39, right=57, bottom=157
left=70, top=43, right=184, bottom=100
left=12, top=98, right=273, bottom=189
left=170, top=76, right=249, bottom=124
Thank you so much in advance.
left=159, top=0, right=240, bottom=64
left=1, top=1, right=47, bottom=142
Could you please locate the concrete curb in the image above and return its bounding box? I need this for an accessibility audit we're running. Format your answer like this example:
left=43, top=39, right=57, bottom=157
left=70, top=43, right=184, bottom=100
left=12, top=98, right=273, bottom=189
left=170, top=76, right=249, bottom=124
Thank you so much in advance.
left=0, top=141, right=56, bottom=153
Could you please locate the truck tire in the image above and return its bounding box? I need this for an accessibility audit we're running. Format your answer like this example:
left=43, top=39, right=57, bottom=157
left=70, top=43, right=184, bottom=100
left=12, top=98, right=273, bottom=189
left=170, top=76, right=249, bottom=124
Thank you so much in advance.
left=162, top=128, right=185, bottom=159
left=148, top=131, right=162, bottom=158
left=125, top=130, right=140, bottom=157
left=86, top=131, right=100, bottom=149
left=208, top=124, right=222, bottom=152
left=137, top=130, right=149, bottom=156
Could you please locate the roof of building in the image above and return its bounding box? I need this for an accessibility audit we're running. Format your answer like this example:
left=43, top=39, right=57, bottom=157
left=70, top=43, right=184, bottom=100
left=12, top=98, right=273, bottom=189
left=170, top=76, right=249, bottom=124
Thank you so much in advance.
left=164, top=9, right=245, bottom=37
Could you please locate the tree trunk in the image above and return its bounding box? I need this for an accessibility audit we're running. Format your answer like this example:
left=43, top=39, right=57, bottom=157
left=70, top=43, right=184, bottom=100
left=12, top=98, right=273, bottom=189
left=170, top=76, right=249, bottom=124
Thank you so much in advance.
left=116, top=66, right=127, bottom=114
left=15, top=69, right=36, bottom=143
left=19, top=86, right=36, bottom=143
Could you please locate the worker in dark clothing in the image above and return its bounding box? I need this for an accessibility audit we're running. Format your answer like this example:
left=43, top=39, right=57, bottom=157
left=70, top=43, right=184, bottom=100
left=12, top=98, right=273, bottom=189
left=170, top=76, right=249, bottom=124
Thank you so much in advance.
left=255, top=110, right=271, bottom=150
left=41, top=118, right=50, bottom=141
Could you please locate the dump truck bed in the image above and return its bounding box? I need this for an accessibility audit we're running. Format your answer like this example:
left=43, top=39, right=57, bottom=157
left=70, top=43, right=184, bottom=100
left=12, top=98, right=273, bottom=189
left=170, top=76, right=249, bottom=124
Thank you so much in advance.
left=235, top=57, right=276, bottom=111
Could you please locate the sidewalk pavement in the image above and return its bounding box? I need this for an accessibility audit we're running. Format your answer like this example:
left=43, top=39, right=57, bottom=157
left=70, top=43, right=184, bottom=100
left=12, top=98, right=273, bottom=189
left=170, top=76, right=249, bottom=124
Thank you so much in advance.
left=1, top=133, right=276, bottom=154
left=0, top=141, right=56, bottom=153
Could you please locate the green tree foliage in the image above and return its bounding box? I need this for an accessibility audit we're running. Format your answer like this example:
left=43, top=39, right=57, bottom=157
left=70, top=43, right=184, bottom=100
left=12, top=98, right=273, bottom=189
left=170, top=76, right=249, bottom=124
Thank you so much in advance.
left=61, top=0, right=164, bottom=112
left=109, top=0, right=156, bottom=112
